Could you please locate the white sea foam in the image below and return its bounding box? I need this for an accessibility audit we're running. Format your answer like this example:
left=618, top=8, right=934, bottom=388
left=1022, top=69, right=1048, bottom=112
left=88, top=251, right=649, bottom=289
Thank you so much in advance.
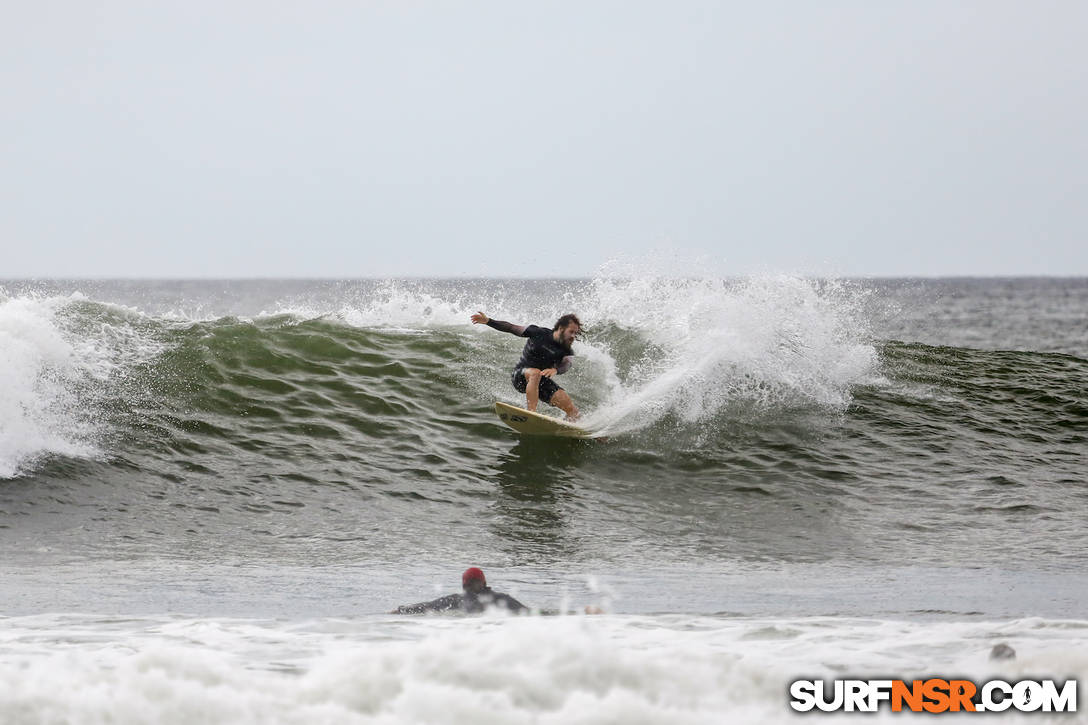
left=0, top=292, right=167, bottom=478
left=0, top=614, right=1082, bottom=725
left=574, top=267, right=879, bottom=434
left=0, top=294, right=100, bottom=478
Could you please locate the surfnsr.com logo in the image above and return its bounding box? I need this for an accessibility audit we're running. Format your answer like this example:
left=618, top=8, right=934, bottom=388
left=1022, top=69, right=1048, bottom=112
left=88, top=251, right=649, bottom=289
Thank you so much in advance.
left=789, top=678, right=1077, bottom=713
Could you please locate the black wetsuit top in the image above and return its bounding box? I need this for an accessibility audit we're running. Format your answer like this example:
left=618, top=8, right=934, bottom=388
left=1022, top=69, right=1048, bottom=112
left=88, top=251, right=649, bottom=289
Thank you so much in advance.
left=392, top=587, right=529, bottom=615
left=486, top=320, right=573, bottom=374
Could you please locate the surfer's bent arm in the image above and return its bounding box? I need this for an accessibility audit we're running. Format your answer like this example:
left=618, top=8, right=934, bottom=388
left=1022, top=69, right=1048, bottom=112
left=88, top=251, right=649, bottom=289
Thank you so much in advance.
left=484, top=318, right=527, bottom=336
left=556, top=355, right=573, bottom=374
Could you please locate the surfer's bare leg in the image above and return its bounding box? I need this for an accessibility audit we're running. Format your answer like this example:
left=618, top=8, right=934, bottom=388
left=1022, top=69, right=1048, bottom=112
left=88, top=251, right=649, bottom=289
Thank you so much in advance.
left=523, top=368, right=542, bottom=411
left=550, top=390, right=580, bottom=421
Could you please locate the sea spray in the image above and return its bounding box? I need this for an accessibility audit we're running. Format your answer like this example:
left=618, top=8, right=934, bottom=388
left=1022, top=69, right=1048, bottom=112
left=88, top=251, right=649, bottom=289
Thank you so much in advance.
left=575, top=270, right=879, bottom=434
left=0, top=294, right=98, bottom=477
left=0, top=292, right=170, bottom=478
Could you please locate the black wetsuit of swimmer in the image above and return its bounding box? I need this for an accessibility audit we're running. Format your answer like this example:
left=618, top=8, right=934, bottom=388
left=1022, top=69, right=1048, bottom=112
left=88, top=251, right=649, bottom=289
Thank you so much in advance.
left=392, top=587, right=528, bottom=615
left=485, top=319, right=574, bottom=404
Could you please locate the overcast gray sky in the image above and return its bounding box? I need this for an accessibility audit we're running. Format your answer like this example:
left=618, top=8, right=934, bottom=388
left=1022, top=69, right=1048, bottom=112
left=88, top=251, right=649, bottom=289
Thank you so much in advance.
left=2, top=1, right=1085, bottom=278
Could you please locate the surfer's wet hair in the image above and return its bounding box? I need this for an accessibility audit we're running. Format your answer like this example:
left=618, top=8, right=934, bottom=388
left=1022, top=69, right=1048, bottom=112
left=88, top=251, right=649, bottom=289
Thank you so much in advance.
left=553, top=314, right=583, bottom=337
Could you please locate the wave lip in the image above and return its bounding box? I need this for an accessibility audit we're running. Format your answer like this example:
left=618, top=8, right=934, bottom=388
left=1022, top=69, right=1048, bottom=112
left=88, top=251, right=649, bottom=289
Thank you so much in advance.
left=0, top=292, right=168, bottom=479
left=0, top=294, right=99, bottom=478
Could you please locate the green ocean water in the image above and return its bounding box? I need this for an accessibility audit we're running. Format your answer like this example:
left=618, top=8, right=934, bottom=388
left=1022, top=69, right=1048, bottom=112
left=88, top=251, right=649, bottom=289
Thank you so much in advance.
left=1, top=277, right=1084, bottom=615
left=1, top=275, right=1086, bottom=725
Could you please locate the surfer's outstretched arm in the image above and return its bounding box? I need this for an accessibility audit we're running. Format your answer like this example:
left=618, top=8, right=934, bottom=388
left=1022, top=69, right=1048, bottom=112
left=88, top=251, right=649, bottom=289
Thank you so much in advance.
left=470, top=312, right=526, bottom=336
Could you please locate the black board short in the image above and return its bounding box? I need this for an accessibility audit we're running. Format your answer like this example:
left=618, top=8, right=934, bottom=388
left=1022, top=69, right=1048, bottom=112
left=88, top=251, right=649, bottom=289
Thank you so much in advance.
left=512, top=368, right=562, bottom=403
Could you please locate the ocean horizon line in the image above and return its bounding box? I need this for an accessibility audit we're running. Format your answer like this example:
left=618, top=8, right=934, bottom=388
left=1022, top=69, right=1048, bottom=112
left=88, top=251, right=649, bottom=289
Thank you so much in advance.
left=3, top=274, right=1086, bottom=283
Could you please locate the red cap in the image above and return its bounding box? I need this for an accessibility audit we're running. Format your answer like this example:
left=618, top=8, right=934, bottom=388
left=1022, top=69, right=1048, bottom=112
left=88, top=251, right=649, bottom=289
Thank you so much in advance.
left=462, top=567, right=486, bottom=588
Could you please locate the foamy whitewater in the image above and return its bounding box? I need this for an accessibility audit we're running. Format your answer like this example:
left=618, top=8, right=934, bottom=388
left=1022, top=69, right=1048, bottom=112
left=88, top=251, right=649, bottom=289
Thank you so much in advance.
left=1, top=274, right=1085, bottom=723
left=2, top=614, right=1084, bottom=724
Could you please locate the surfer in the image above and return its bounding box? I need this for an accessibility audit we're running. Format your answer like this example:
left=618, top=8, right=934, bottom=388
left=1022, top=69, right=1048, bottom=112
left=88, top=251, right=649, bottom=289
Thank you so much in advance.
left=470, top=311, right=582, bottom=420
left=390, top=567, right=529, bottom=615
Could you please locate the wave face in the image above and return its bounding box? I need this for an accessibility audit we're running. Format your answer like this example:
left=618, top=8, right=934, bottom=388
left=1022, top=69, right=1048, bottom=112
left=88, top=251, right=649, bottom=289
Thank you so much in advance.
left=1, top=278, right=1085, bottom=583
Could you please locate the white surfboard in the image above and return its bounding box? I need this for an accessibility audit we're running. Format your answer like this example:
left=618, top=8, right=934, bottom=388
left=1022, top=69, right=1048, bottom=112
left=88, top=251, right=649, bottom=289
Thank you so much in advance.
left=494, top=401, right=593, bottom=438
